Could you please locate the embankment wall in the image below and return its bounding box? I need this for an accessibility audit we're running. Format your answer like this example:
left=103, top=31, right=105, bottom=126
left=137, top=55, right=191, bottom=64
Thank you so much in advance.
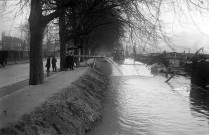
left=0, top=68, right=109, bottom=135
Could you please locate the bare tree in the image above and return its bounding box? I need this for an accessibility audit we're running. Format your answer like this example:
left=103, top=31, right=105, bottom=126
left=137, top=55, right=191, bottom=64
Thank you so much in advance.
left=18, top=22, right=30, bottom=51
left=2, top=0, right=209, bottom=85
left=28, top=0, right=75, bottom=85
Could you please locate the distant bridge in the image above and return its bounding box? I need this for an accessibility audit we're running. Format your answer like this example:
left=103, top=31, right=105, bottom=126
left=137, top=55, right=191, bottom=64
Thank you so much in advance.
left=74, top=55, right=105, bottom=58
left=74, top=55, right=141, bottom=65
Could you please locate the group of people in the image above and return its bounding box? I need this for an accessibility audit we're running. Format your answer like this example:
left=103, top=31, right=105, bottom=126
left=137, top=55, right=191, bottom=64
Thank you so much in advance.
left=45, top=56, right=57, bottom=76
left=66, top=52, right=75, bottom=70
left=45, top=52, right=75, bottom=77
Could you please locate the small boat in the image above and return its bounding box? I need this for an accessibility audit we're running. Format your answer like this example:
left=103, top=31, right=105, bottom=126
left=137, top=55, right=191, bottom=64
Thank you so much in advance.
left=150, top=63, right=167, bottom=73
left=113, top=47, right=125, bottom=64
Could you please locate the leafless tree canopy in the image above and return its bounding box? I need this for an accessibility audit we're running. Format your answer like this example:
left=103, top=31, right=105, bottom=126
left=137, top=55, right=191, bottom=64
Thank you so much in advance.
left=2, top=0, right=208, bottom=84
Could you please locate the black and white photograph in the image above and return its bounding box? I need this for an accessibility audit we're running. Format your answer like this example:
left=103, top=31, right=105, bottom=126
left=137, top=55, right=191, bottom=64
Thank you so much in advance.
left=0, top=0, right=209, bottom=135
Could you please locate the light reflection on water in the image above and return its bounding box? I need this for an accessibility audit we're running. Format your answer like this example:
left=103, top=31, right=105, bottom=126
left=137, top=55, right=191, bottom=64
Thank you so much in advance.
left=88, top=59, right=209, bottom=135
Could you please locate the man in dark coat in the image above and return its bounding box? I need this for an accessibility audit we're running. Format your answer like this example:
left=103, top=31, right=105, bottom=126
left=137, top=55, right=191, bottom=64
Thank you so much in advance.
left=66, top=53, right=70, bottom=70
left=52, top=56, right=57, bottom=72
left=69, top=52, right=74, bottom=70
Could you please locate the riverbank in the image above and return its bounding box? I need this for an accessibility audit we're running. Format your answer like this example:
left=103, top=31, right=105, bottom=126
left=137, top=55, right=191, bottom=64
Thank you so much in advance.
left=0, top=60, right=110, bottom=134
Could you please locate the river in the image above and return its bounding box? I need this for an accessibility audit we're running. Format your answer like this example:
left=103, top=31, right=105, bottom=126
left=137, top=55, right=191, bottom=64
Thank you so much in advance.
left=87, top=59, right=209, bottom=135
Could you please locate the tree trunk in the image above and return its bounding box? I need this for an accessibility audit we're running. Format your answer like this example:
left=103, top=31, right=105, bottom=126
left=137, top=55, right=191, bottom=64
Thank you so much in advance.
left=80, top=38, right=84, bottom=62
left=59, top=10, right=66, bottom=71
left=29, top=25, right=45, bottom=85
left=28, top=0, right=60, bottom=85
left=29, top=0, right=45, bottom=85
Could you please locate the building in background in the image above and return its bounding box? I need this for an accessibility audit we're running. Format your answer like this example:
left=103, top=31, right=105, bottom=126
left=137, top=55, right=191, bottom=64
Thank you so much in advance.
left=0, top=33, right=29, bottom=61
left=0, top=32, right=28, bottom=51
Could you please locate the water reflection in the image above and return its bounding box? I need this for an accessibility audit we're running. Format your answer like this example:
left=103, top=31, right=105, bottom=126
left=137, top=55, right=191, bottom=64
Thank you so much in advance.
left=190, top=88, right=209, bottom=119
left=88, top=59, right=209, bottom=135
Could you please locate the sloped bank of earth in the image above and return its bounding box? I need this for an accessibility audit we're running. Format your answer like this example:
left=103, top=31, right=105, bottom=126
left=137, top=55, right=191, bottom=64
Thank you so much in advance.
left=0, top=68, right=109, bottom=135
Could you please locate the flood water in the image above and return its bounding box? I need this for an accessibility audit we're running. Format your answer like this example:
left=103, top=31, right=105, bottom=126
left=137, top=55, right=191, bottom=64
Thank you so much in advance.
left=88, top=59, right=209, bottom=135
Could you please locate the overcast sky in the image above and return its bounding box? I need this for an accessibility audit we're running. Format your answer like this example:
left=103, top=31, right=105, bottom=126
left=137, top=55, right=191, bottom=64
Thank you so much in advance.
left=0, top=1, right=28, bottom=39
left=161, top=11, right=209, bottom=53
left=0, top=1, right=209, bottom=53
left=158, top=1, right=209, bottom=53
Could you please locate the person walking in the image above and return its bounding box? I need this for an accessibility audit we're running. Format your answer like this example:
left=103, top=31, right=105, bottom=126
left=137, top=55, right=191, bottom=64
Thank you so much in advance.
left=52, top=56, right=57, bottom=72
left=69, top=52, right=74, bottom=70
left=45, top=56, right=51, bottom=76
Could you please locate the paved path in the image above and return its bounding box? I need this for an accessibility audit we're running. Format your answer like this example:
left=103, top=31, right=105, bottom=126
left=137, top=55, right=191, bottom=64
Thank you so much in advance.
left=0, top=71, right=58, bottom=99
left=0, top=58, right=60, bottom=88
left=0, top=67, right=88, bottom=129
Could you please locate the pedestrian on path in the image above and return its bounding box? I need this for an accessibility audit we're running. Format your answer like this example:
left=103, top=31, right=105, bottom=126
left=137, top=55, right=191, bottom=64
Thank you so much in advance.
left=52, top=56, right=57, bottom=72
left=45, top=56, right=51, bottom=76
left=69, top=52, right=74, bottom=70
left=0, top=59, right=7, bottom=67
